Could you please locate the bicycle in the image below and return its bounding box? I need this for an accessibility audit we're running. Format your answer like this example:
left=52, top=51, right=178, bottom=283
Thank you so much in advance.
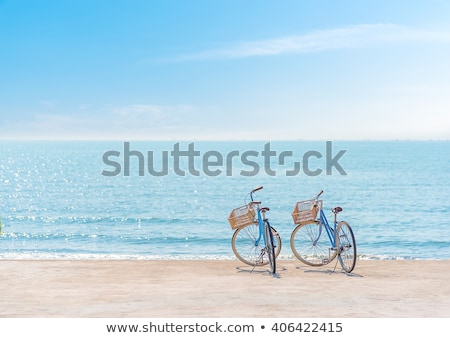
left=290, top=190, right=357, bottom=273
left=228, top=186, right=281, bottom=274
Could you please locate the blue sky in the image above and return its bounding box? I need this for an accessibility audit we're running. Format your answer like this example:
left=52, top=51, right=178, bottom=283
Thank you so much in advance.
left=1, top=0, right=449, bottom=140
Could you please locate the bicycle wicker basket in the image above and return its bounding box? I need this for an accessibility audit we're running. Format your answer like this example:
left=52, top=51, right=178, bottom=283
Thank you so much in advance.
left=292, top=199, right=322, bottom=225
left=228, top=204, right=256, bottom=229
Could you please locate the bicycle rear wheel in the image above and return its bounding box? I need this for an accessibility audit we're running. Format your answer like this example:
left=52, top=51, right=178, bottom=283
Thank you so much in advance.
left=231, top=224, right=281, bottom=266
left=264, top=221, right=276, bottom=274
left=290, top=221, right=337, bottom=266
left=336, top=221, right=357, bottom=273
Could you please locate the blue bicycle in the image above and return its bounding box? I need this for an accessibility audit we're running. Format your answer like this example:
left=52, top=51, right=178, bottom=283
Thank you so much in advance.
left=229, top=186, right=281, bottom=274
left=290, top=190, right=356, bottom=273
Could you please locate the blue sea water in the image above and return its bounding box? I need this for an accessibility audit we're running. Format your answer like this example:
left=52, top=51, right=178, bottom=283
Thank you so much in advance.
left=0, top=140, right=449, bottom=260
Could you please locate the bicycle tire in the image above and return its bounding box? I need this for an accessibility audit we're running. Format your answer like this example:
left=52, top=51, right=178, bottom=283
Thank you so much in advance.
left=264, top=221, right=276, bottom=274
left=336, top=221, right=357, bottom=273
left=290, top=221, right=338, bottom=266
left=231, top=224, right=281, bottom=266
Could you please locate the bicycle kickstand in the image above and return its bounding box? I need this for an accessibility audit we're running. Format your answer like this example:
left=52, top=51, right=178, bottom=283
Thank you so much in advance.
left=251, top=250, right=266, bottom=273
left=332, top=256, right=339, bottom=273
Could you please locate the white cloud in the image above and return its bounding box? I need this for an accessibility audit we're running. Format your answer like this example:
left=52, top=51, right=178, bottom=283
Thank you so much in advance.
left=173, top=24, right=450, bottom=61
left=0, top=104, right=199, bottom=140
left=2, top=104, right=448, bottom=140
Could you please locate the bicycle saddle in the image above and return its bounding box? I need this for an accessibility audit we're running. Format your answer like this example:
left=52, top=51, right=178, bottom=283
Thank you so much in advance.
left=332, top=206, right=343, bottom=214
left=261, top=207, right=270, bottom=212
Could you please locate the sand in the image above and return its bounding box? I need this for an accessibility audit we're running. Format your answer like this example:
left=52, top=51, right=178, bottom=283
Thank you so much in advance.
left=0, top=259, right=449, bottom=318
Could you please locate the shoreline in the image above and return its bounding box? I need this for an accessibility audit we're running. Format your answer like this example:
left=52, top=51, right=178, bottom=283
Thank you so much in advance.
left=1, top=259, right=449, bottom=318
left=0, top=254, right=444, bottom=260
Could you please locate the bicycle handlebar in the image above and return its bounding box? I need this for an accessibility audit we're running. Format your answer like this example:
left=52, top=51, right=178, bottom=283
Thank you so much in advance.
left=249, top=186, right=263, bottom=202
left=316, top=190, right=324, bottom=199
left=252, top=186, right=263, bottom=193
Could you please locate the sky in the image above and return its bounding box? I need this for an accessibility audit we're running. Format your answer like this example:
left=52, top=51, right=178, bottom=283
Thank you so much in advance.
left=1, top=0, right=450, bottom=140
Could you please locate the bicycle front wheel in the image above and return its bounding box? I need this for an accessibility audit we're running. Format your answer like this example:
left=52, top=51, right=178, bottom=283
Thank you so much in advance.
left=290, top=221, right=337, bottom=266
left=231, top=224, right=281, bottom=266
left=264, top=221, right=276, bottom=274
left=336, top=221, right=357, bottom=273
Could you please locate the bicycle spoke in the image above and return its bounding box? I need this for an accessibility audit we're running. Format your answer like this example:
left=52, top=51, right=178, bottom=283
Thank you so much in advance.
left=290, top=222, right=337, bottom=266
left=265, top=222, right=276, bottom=274
left=337, top=221, right=357, bottom=273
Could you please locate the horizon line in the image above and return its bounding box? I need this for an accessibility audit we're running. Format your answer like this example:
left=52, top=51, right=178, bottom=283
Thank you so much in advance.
left=1, top=138, right=448, bottom=142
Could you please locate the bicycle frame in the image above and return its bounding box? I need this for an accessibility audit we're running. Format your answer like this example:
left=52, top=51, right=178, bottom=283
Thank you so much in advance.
left=317, top=209, right=338, bottom=250
left=249, top=191, right=268, bottom=249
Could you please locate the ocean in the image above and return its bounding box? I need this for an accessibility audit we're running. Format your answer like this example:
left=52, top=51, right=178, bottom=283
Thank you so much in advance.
left=0, top=140, right=449, bottom=260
